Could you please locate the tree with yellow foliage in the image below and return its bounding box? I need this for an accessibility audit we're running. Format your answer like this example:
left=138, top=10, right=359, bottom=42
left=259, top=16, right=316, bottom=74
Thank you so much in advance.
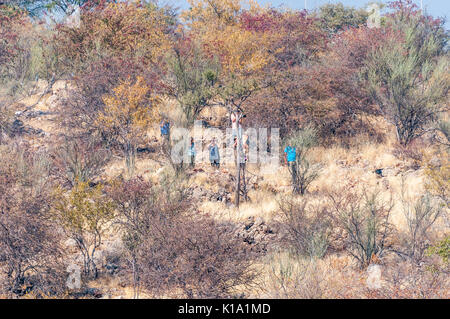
left=52, top=181, right=115, bottom=278
left=183, top=0, right=273, bottom=76
left=98, top=76, right=160, bottom=176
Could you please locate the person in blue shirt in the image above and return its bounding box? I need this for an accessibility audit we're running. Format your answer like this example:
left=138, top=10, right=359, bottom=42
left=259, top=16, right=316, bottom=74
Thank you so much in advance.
left=160, top=119, right=170, bottom=153
left=160, top=119, right=170, bottom=137
left=284, top=145, right=296, bottom=164
left=284, top=145, right=299, bottom=193
left=208, top=138, right=220, bottom=169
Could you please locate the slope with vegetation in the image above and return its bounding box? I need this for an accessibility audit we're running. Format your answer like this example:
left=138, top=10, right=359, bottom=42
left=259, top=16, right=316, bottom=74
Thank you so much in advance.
left=0, top=0, right=448, bottom=298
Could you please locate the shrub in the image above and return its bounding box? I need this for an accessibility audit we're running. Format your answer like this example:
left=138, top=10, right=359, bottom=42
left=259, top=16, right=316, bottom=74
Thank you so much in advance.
left=266, top=253, right=325, bottom=298
left=400, top=184, right=443, bottom=263
left=52, top=181, right=116, bottom=278
left=364, top=4, right=449, bottom=145
left=367, top=261, right=449, bottom=299
left=427, top=236, right=450, bottom=266
left=107, top=175, right=191, bottom=298
left=0, top=98, right=13, bottom=142
left=284, top=126, right=321, bottom=195
left=423, top=146, right=449, bottom=207
left=316, top=3, right=368, bottom=35
left=52, top=135, right=111, bottom=187
left=328, top=183, right=394, bottom=268
left=0, top=144, right=65, bottom=297
left=436, top=119, right=449, bottom=145
left=138, top=214, right=258, bottom=298
left=278, top=195, right=330, bottom=258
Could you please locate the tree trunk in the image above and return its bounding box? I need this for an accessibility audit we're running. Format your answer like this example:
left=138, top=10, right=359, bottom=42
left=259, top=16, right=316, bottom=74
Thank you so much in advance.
left=235, top=146, right=241, bottom=207
left=125, top=141, right=135, bottom=177
left=235, top=111, right=241, bottom=208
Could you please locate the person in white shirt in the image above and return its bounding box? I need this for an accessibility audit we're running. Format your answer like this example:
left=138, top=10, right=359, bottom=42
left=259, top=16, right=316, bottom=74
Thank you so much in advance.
left=231, top=111, right=245, bottom=139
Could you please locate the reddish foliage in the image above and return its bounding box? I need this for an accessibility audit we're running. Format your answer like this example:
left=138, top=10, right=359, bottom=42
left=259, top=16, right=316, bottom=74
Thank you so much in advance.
left=0, top=6, right=30, bottom=74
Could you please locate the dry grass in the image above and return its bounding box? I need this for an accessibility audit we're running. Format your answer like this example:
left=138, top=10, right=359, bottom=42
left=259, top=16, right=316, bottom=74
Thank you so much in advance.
left=255, top=250, right=366, bottom=298
left=102, top=156, right=163, bottom=181
left=201, top=190, right=280, bottom=223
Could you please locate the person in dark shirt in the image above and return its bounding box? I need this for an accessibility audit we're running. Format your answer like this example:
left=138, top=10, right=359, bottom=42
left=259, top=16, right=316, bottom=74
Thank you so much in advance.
left=189, top=137, right=196, bottom=168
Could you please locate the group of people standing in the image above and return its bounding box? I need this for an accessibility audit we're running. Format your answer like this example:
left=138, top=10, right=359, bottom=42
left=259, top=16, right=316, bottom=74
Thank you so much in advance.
left=160, top=114, right=298, bottom=179
left=160, top=112, right=250, bottom=170
left=188, top=135, right=221, bottom=169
